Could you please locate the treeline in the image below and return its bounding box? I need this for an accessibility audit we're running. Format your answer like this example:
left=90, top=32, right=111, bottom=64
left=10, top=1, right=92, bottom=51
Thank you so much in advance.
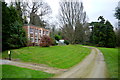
left=53, top=1, right=119, bottom=48
left=53, top=16, right=117, bottom=48
left=2, top=1, right=119, bottom=51
left=2, top=2, right=27, bottom=51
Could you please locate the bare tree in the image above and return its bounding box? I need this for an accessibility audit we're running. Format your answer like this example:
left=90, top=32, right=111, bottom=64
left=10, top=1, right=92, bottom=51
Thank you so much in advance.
left=59, top=0, right=89, bottom=44
left=10, top=1, right=30, bottom=24
left=10, top=0, right=52, bottom=27
left=27, top=0, right=52, bottom=27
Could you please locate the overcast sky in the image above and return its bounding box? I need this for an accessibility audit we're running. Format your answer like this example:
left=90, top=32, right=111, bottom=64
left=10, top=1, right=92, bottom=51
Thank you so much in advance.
left=5, top=0, right=119, bottom=27
left=82, top=0, right=119, bottom=27
left=45, top=0, right=119, bottom=27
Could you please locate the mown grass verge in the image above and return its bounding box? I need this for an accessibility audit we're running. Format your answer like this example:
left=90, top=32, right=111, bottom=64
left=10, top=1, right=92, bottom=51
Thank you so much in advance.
left=2, top=65, right=54, bottom=78
left=98, top=47, right=118, bottom=78
left=1, top=45, right=90, bottom=69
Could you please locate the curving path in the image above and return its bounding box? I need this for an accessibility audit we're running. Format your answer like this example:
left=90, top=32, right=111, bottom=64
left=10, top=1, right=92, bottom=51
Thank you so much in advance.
left=0, top=59, right=66, bottom=74
left=53, top=46, right=109, bottom=78
left=1, top=46, right=109, bottom=78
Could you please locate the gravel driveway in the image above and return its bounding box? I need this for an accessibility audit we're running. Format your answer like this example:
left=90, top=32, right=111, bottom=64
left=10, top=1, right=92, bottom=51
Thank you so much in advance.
left=53, top=47, right=108, bottom=78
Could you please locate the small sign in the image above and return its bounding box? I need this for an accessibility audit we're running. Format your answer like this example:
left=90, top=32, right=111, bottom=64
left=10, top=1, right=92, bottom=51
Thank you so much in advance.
left=8, top=51, right=11, bottom=54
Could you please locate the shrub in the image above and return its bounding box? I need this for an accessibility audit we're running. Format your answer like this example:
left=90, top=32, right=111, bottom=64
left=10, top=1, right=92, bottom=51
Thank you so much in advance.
left=64, top=40, right=69, bottom=45
left=40, top=35, right=53, bottom=47
left=54, top=35, right=61, bottom=41
left=51, top=40, right=58, bottom=46
left=50, top=38, right=58, bottom=46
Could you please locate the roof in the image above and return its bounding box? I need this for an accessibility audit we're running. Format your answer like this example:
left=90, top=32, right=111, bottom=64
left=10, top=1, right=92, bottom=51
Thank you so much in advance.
left=23, top=25, right=49, bottom=31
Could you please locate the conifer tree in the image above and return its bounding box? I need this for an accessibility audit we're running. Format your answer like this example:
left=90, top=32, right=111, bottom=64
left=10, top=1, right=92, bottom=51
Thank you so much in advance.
left=90, top=16, right=116, bottom=47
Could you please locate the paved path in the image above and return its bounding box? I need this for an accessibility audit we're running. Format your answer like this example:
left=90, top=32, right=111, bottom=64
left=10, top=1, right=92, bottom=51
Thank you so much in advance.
left=0, top=59, right=66, bottom=74
left=53, top=46, right=108, bottom=78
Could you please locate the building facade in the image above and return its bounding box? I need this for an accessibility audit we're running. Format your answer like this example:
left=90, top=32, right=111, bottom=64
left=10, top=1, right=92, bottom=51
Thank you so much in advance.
left=23, top=25, right=50, bottom=46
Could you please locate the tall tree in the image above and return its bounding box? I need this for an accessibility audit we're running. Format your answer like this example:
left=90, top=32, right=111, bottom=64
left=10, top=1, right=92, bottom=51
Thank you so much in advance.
left=27, top=1, right=52, bottom=27
left=105, top=20, right=116, bottom=47
left=2, top=2, right=27, bottom=51
left=59, top=1, right=88, bottom=44
left=90, top=16, right=116, bottom=48
left=10, top=0, right=52, bottom=27
left=74, top=21, right=85, bottom=44
left=90, top=22, right=100, bottom=44
left=114, top=2, right=120, bottom=47
left=10, top=1, right=28, bottom=24
left=115, top=6, right=120, bottom=20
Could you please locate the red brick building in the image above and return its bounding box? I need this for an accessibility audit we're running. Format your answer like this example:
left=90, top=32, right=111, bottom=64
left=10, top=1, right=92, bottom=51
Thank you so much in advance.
left=23, top=25, right=50, bottom=46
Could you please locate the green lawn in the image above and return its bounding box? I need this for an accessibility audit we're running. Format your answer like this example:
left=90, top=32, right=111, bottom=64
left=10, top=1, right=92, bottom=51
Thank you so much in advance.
left=98, top=47, right=118, bottom=78
left=2, top=45, right=90, bottom=69
left=2, top=65, right=54, bottom=78
left=0, top=65, right=1, bottom=79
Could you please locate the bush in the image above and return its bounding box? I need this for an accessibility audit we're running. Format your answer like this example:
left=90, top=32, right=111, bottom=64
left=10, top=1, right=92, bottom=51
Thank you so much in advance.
left=54, top=35, right=61, bottom=41
left=40, top=35, right=53, bottom=47
left=50, top=38, right=58, bottom=46
left=64, top=40, right=69, bottom=45
left=51, top=40, right=58, bottom=46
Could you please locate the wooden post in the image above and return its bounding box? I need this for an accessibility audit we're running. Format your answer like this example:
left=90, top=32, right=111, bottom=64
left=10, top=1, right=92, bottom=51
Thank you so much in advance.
left=8, top=51, right=11, bottom=60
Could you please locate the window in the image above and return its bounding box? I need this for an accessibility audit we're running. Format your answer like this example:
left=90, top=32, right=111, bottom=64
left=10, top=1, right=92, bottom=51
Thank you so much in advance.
left=35, top=29, right=38, bottom=33
left=30, top=37, right=34, bottom=42
left=43, top=31, right=45, bottom=34
left=39, top=30, right=41, bottom=33
left=46, top=31, right=48, bottom=34
left=35, top=39, right=38, bottom=43
left=30, top=28, right=33, bottom=33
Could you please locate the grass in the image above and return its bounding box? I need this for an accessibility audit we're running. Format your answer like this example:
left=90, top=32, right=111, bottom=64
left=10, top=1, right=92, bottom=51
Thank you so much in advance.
left=0, top=65, right=1, bottom=79
left=1, top=45, right=90, bottom=69
left=98, top=47, right=118, bottom=78
left=2, top=65, right=54, bottom=78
